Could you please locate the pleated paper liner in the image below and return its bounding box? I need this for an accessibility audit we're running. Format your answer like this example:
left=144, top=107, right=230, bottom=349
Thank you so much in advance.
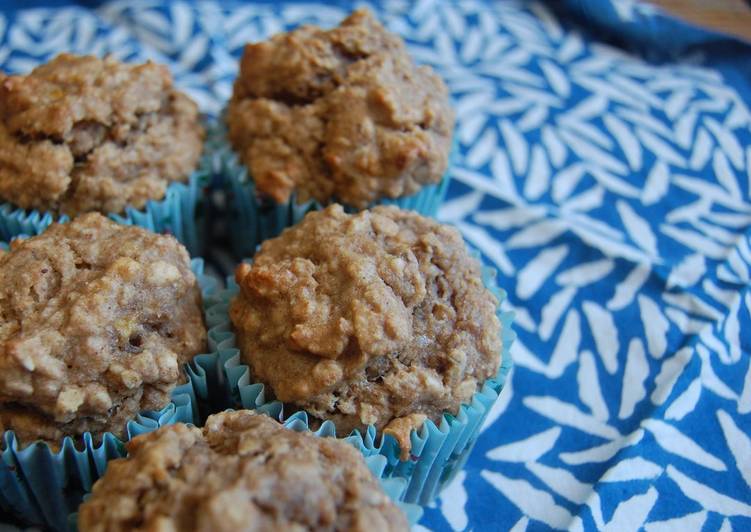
left=207, top=259, right=514, bottom=505
left=0, top=258, right=221, bottom=531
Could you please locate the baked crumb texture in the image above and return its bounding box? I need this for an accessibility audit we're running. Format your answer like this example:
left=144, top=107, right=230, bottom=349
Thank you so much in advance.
left=0, top=213, right=206, bottom=445
left=78, top=410, right=408, bottom=532
left=230, top=205, right=502, bottom=454
left=0, top=54, right=204, bottom=216
left=227, top=9, right=454, bottom=207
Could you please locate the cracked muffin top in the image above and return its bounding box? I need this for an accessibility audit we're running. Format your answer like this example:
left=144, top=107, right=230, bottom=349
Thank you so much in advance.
left=78, top=410, right=408, bottom=532
left=0, top=53, right=204, bottom=216
left=0, top=214, right=206, bottom=445
left=230, top=205, right=502, bottom=456
left=226, top=9, right=454, bottom=208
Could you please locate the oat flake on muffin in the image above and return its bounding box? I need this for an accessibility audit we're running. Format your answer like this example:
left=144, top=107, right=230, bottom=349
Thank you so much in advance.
left=0, top=53, right=204, bottom=216
left=0, top=213, right=206, bottom=445
left=78, top=410, right=408, bottom=532
left=230, top=205, right=502, bottom=455
left=226, top=9, right=454, bottom=208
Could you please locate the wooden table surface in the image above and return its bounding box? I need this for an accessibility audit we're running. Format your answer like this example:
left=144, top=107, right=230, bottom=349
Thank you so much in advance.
left=649, top=0, right=751, bottom=42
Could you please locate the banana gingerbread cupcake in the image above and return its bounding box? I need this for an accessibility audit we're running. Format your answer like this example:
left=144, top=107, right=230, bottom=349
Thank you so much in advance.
left=223, top=9, right=455, bottom=255
left=0, top=214, right=207, bottom=445
left=0, top=54, right=207, bottom=252
left=226, top=205, right=512, bottom=503
left=78, top=410, right=409, bottom=532
left=0, top=213, right=210, bottom=529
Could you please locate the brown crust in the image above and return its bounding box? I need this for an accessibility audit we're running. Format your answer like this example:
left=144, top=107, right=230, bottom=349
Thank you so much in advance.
left=230, top=205, right=502, bottom=454
left=226, top=9, right=454, bottom=207
left=78, top=411, right=408, bottom=532
left=0, top=54, right=204, bottom=216
left=0, top=214, right=207, bottom=445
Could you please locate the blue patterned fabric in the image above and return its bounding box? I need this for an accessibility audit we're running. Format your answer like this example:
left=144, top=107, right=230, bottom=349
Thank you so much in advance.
left=1, top=1, right=750, bottom=530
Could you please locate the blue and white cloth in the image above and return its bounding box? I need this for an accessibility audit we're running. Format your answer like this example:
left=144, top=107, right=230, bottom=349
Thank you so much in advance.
left=0, top=1, right=750, bottom=530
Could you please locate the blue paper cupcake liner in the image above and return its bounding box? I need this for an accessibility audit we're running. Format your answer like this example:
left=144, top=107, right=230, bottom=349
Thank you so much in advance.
left=0, top=257, right=221, bottom=531
left=0, top=119, right=224, bottom=257
left=207, top=257, right=514, bottom=506
left=217, top=122, right=454, bottom=258
left=65, top=420, right=422, bottom=531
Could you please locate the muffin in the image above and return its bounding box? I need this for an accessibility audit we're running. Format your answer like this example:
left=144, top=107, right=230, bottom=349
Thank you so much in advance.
left=223, top=9, right=454, bottom=255
left=0, top=54, right=207, bottom=252
left=229, top=205, right=503, bottom=460
left=0, top=213, right=207, bottom=445
left=77, top=410, right=409, bottom=532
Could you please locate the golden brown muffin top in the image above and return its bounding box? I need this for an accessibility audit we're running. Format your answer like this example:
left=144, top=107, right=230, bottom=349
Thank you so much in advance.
left=227, top=9, right=454, bottom=207
left=0, top=53, right=204, bottom=216
left=0, top=214, right=206, bottom=445
left=78, top=410, right=409, bottom=532
left=230, top=205, right=502, bottom=455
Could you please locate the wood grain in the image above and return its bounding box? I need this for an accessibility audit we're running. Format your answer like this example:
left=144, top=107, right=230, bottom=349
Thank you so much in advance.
left=648, top=0, right=751, bottom=41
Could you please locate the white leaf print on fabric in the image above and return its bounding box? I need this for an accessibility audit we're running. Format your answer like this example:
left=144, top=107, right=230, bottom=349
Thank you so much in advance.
left=696, top=345, right=740, bottom=402
left=638, top=295, right=669, bottom=359
left=644, top=511, right=708, bottom=532
left=487, top=426, right=562, bottom=463
left=601, top=457, right=663, bottom=482
left=644, top=419, right=727, bottom=472
left=510, top=338, right=548, bottom=374
left=578, top=350, right=608, bottom=421
left=524, top=396, right=621, bottom=439
left=619, top=338, right=649, bottom=419
left=713, top=148, right=742, bottom=199
left=524, top=145, right=550, bottom=200
left=516, top=244, right=569, bottom=300
left=641, top=160, right=670, bottom=205
left=602, top=487, right=658, bottom=532
left=664, top=379, right=701, bottom=421
left=465, top=126, right=497, bottom=169
left=539, top=286, right=577, bottom=341
left=705, top=116, right=745, bottom=169
left=667, top=466, right=751, bottom=517
left=506, top=219, right=568, bottom=249
left=666, top=253, right=706, bottom=289
left=540, top=58, right=570, bottom=97
left=546, top=309, right=580, bottom=378
left=499, top=119, right=529, bottom=175
left=480, top=367, right=513, bottom=433
left=716, top=410, right=751, bottom=489
left=438, top=190, right=484, bottom=222
left=481, top=471, right=574, bottom=529
left=541, top=125, right=567, bottom=168
left=561, top=185, right=605, bottom=212
left=552, top=162, right=586, bottom=201
left=651, top=347, right=694, bottom=406
left=526, top=462, right=592, bottom=504
left=607, top=265, right=651, bottom=310
left=617, top=200, right=658, bottom=256
left=582, top=302, right=619, bottom=374
left=603, top=113, right=642, bottom=171
left=689, top=127, right=714, bottom=170
left=560, top=429, right=644, bottom=465
left=439, top=471, right=468, bottom=531
left=739, top=362, right=751, bottom=415
left=509, top=516, right=529, bottom=532
left=555, top=259, right=614, bottom=288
